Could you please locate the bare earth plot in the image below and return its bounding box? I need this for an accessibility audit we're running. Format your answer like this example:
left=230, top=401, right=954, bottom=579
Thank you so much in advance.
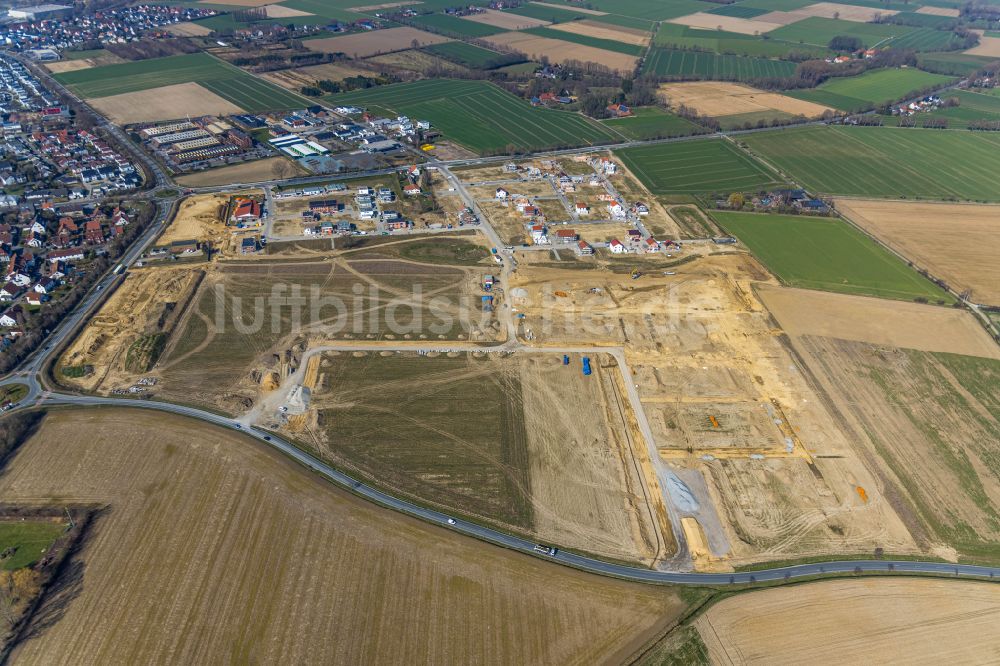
left=917, top=5, right=960, bottom=16
left=463, top=8, right=550, bottom=29
left=549, top=19, right=650, bottom=45
left=1, top=409, right=686, bottom=665
left=759, top=1, right=898, bottom=25
left=697, top=578, right=1000, bottom=665
left=966, top=36, right=1000, bottom=57
left=486, top=31, right=637, bottom=72
left=260, top=62, right=374, bottom=90
left=289, top=351, right=669, bottom=563
left=836, top=199, right=1000, bottom=306
left=174, top=157, right=304, bottom=187
left=533, top=1, right=606, bottom=14
left=263, top=3, right=312, bottom=16
left=510, top=254, right=917, bottom=568
left=165, top=21, right=214, bottom=36
left=305, top=27, right=451, bottom=57
left=88, top=82, right=243, bottom=125
left=659, top=81, right=831, bottom=118
left=758, top=284, right=1000, bottom=359
left=667, top=12, right=784, bottom=35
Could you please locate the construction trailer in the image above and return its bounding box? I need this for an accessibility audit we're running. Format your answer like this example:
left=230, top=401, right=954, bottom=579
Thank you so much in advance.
left=582, top=357, right=592, bottom=376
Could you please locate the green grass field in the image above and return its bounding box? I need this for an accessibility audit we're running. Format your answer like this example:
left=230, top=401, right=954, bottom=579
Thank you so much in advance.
left=643, top=48, right=797, bottom=79
left=409, top=12, right=505, bottom=37
left=712, top=211, right=951, bottom=301
left=615, top=139, right=785, bottom=194
left=743, top=125, right=1000, bottom=200
left=917, top=51, right=999, bottom=75
left=0, top=521, right=67, bottom=571
left=787, top=68, right=955, bottom=111
left=927, top=90, right=1000, bottom=126
left=52, top=52, right=307, bottom=112
left=328, top=79, right=621, bottom=153
left=654, top=24, right=828, bottom=57
left=766, top=17, right=916, bottom=48
left=422, top=41, right=514, bottom=67
left=523, top=26, right=645, bottom=55
left=600, top=106, right=705, bottom=139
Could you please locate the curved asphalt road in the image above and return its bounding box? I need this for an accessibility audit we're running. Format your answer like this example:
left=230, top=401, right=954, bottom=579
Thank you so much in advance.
left=39, top=392, right=1000, bottom=585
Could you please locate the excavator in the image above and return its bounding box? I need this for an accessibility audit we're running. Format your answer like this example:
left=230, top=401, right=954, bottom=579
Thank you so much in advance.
left=630, top=267, right=641, bottom=280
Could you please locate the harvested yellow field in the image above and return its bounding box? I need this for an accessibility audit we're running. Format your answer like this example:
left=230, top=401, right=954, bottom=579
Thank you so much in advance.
left=165, top=21, right=214, bottom=36
left=697, top=578, right=1000, bottom=665
left=534, top=1, right=606, bottom=13
left=966, top=35, right=1000, bottom=57
left=760, top=1, right=898, bottom=24
left=758, top=284, right=1000, bottom=359
left=305, top=27, right=451, bottom=57
left=464, top=8, right=550, bottom=29
left=174, top=157, right=303, bottom=187
left=263, top=3, right=312, bottom=17
left=2, top=409, right=688, bottom=664
left=348, top=0, right=418, bottom=9
left=667, top=12, right=784, bottom=35
left=917, top=5, right=960, bottom=16
left=88, top=82, right=243, bottom=125
left=659, top=81, right=831, bottom=118
left=43, top=60, right=93, bottom=73
left=836, top=199, right=1000, bottom=305
left=487, top=31, right=637, bottom=73
left=550, top=19, right=650, bottom=45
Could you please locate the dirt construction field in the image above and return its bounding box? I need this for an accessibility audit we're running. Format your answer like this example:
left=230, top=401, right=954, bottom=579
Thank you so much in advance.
left=88, top=82, right=243, bottom=125
left=549, top=19, right=650, bottom=46
left=304, top=27, right=451, bottom=57
left=486, top=32, right=637, bottom=72
left=835, top=199, right=1000, bottom=305
left=58, top=267, right=203, bottom=393
left=159, top=192, right=248, bottom=247
left=1, top=409, right=688, bottom=664
left=659, top=81, right=831, bottom=118
left=288, top=351, right=670, bottom=564
left=696, top=578, right=1000, bottom=664
left=758, top=284, right=1000, bottom=359
left=510, top=253, right=917, bottom=567
left=260, top=62, right=374, bottom=90
left=165, top=21, right=214, bottom=36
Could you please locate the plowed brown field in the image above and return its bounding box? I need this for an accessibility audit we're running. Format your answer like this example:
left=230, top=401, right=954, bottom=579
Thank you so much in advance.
left=3, top=409, right=688, bottom=664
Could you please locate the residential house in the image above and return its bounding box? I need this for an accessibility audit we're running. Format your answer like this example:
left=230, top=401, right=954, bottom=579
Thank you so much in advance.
left=530, top=224, right=548, bottom=244
left=0, top=282, right=22, bottom=302
left=606, top=103, right=631, bottom=117
left=644, top=237, right=660, bottom=253
left=403, top=184, right=421, bottom=196
left=577, top=240, right=593, bottom=255
left=575, top=203, right=590, bottom=216
left=34, top=276, right=59, bottom=294
left=232, top=198, right=262, bottom=224
left=495, top=187, right=509, bottom=201
left=84, top=219, right=105, bottom=244
left=47, top=247, right=85, bottom=263
left=609, top=239, right=626, bottom=254
left=554, top=229, right=578, bottom=243
left=0, top=307, right=21, bottom=327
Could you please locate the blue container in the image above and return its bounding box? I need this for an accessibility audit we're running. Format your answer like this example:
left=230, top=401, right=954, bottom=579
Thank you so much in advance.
left=562, top=355, right=569, bottom=365
left=582, top=357, right=592, bottom=376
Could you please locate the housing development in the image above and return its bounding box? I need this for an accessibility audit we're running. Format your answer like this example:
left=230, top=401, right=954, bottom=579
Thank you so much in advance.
left=0, top=0, right=998, bottom=661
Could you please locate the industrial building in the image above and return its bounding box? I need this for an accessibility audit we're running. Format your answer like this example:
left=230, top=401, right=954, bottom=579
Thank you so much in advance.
left=7, top=4, right=72, bottom=20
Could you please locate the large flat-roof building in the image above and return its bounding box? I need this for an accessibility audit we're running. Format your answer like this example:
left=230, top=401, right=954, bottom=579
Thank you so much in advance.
left=7, top=4, right=72, bottom=20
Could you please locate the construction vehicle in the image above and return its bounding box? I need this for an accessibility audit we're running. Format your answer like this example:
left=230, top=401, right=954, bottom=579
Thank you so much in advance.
left=630, top=267, right=641, bottom=279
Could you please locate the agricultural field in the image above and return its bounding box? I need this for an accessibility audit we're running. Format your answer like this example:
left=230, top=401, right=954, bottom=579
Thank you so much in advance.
left=547, top=19, right=651, bottom=46
left=713, top=211, right=951, bottom=301
left=88, top=82, right=243, bottom=125
left=965, top=34, right=1000, bottom=57
left=485, top=31, right=639, bottom=72
left=328, top=79, right=621, bottom=153
left=918, top=88, right=1000, bottom=127
left=259, top=62, right=376, bottom=90
left=706, top=4, right=771, bottom=18
left=522, top=26, right=645, bottom=55
left=697, top=579, right=1000, bottom=664
left=835, top=199, right=1000, bottom=304
left=174, top=157, right=304, bottom=187
left=642, top=47, right=798, bottom=80
left=0, top=409, right=689, bottom=664
left=660, top=81, right=831, bottom=119
left=52, top=52, right=307, bottom=112
left=422, top=41, right=514, bottom=68
left=0, top=521, right=67, bottom=571
left=600, top=106, right=705, bottom=140
left=464, top=8, right=550, bottom=30
left=766, top=16, right=921, bottom=48
left=303, top=26, right=451, bottom=57
left=616, top=139, right=785, bottom=194
left=742, top=125, right=1000, bottom=200
left=653, top=23, right=828, bottom=57
left=787, top=336, right=1000, bottom=560
left=786, top=67, right=955, bottom=111
left=291, top=352, right=669, bottom=562
left=758, top=284, right=999, bottom=358
left=409, top=11, right=506, bottom=36
left=666, top=12, right=786, bottom=36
